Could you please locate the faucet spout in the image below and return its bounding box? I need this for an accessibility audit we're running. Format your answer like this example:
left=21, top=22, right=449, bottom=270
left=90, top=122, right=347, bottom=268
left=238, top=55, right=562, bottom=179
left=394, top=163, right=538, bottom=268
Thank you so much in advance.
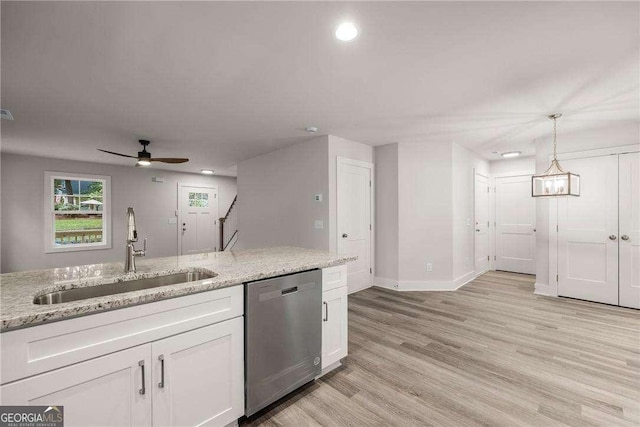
left=125, top=207, right=146, bottom=273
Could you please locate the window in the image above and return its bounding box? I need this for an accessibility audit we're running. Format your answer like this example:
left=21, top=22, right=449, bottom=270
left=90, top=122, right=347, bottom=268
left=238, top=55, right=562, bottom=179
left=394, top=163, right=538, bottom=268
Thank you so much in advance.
left=44, top=172, right=111, bottom=253
left=188, top=192, right=209, bottom=208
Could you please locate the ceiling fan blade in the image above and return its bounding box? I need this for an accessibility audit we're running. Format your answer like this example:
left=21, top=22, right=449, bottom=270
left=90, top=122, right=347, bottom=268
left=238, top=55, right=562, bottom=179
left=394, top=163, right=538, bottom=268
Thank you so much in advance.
left=149, top=158, right=190, bottom=164
left=97, top=149, right=138, bottom=159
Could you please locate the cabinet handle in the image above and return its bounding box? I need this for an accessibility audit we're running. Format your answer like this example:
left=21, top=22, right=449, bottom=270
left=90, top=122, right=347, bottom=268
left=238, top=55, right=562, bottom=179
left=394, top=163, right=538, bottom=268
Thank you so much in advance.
left=323, top=301, right=329, bottom=322
left=138, top=360, right=146, bottom=395
left=609, top=235, right=617, bottom=241
left=158, top=355, right=165, bottom=388
left=621, top=235, right=630, bottom=241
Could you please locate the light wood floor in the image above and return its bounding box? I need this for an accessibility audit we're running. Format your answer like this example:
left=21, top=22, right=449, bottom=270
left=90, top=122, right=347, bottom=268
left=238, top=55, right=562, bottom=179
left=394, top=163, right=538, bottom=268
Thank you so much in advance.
left=243, top=271, right=640, bottom=426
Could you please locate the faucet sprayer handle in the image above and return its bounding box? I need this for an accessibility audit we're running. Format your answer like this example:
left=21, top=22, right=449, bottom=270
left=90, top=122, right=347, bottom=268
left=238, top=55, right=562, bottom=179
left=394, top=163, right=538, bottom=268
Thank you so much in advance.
left=142, top=238, right=147, bottom=254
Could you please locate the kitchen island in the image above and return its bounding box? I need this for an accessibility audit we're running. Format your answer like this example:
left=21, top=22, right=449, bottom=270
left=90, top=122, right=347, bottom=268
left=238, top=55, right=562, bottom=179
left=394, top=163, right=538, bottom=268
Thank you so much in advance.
left=0, top=246, right=354, bottom=427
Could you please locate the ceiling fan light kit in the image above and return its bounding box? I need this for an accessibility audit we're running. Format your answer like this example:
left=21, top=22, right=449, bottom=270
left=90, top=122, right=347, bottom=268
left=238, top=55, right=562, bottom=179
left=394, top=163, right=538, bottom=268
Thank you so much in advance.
left=531, top=114, right=580, bottom=197
left=98, top=140, right=189, bottom=166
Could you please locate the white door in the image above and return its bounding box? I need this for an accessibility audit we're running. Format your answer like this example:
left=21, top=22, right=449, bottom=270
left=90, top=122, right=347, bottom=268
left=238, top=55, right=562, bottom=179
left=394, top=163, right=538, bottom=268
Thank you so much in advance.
left=495, top=175, right=536, bottom=274
left=180, top=185, right=218, bottom=255
left=321, top=286, right=348, bottom=370
left=152, top=318, right=244, bottom=427
left=337, top=158, right=373, bottom=293
left=558, top=155, right=619, bottom=305
left=619, top=152, right=640, bottom=309
left=474, top=173, right=490, bottom=273
left=1, top=345, right=152, bottom=427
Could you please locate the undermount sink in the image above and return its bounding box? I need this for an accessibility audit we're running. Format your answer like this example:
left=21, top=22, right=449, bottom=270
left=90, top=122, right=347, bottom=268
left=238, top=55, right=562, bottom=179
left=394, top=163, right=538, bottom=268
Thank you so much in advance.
left=33, top=269, right=217, bottom=305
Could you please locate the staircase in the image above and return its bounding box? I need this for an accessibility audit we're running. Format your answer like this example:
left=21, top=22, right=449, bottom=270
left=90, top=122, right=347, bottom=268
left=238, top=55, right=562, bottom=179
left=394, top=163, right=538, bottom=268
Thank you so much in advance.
left=219, top=195, right=238, bottom=251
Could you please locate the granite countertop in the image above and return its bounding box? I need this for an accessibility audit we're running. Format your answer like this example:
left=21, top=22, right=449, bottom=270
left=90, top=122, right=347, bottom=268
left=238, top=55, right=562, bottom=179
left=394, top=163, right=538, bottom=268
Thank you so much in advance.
left=0, top=246, right=355, bottom=332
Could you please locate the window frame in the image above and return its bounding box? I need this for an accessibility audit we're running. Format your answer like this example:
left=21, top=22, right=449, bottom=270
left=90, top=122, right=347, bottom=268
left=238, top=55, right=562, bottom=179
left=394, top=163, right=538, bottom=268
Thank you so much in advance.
left=44, top=171, right=112, bottom=253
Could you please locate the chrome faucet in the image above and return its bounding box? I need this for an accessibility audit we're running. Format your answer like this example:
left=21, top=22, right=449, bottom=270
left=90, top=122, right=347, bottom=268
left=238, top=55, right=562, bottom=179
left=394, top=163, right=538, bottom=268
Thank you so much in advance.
left=125, top=207, right=146, bottom=273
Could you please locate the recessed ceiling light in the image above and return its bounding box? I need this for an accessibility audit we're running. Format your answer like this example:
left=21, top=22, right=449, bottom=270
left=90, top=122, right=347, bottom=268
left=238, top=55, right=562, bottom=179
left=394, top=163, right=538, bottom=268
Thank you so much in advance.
left=137, top=160, right=151, bottom=166
left=501, top=151, right=521, bottom=158
left=305, top=126, right=319, bottom=133
left=201, top=169, right=214, bottom=175
left=335, top=22, right=358, bottom=41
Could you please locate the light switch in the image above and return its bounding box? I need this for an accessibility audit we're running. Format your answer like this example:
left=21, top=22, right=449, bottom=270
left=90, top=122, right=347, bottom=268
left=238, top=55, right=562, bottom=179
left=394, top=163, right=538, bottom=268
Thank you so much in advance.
left=168, top=218, right=177, bottom=224
left=314, top=220, right=324, bottom=229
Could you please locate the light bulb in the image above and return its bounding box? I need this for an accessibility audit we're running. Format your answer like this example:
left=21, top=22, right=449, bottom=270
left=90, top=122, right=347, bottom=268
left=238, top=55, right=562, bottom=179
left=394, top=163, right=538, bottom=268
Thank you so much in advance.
left=335, top=22, right=358, bottom=41
left=137, top=160, right=151, bottom=166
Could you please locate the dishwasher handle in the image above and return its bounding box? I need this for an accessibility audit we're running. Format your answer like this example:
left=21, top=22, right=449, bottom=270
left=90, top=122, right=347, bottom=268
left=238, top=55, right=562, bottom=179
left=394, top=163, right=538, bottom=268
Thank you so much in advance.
left=323, top=301, right=328, bottom=322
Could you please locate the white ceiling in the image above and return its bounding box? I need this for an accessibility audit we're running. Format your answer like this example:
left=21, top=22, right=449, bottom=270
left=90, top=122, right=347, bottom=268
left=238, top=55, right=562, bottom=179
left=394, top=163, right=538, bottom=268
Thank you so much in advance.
left=2, top=1, right=638, bottom=175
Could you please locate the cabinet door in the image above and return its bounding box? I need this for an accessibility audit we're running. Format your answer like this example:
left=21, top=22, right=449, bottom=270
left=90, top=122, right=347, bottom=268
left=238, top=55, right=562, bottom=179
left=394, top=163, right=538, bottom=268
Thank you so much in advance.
left=152, top=318, right=244, bottom=427
left=322, top=286, right=348, bottom=369
left=619, top=152, right=640, bottom=309
left=0, top=345, right=152, bottom=427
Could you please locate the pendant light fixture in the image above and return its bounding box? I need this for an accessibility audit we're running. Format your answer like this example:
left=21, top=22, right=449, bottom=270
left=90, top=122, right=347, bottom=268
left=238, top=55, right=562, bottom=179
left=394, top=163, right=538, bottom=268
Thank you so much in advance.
left=532, top=114, right=580, bottom=197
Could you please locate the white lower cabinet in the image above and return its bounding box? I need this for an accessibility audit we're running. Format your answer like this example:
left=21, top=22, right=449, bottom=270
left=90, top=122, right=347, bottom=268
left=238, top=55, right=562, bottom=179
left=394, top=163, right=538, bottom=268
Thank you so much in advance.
left=152, top=317, right=244, bottom=427
left=1, top=344, right=153, bottom=427
left=1, top=318, right=244, bottom=427
left=321, top=285, right=348, bottom=369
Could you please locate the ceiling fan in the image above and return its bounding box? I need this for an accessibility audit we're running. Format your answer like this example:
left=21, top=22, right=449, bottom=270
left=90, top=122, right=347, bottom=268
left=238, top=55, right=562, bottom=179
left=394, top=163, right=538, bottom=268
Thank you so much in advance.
left=98, top=140, right=189, bottom=166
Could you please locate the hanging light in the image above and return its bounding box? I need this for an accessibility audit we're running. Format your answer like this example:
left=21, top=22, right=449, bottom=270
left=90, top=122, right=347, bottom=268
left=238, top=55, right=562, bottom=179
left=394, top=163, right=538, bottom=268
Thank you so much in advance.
left=532, top=114, right=580, bottom=197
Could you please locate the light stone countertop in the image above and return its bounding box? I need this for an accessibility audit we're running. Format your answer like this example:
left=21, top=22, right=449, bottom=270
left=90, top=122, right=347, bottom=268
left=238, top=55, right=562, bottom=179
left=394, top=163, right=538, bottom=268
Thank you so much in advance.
left=0, top=246, right=355, bottom=332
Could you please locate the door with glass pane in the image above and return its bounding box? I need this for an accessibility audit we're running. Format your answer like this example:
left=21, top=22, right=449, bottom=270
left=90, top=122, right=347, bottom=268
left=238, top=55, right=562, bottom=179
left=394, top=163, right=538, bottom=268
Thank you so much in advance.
left=179, top=185, right=218, bottom=255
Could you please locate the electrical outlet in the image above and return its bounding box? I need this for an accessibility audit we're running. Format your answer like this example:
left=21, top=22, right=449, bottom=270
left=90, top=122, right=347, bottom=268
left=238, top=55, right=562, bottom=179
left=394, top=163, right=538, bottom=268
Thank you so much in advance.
left=314, top=194, right=323, bottom=202
left=314, top=220, right=324, bottom=229
left=426, top=262, right=433, bottom=272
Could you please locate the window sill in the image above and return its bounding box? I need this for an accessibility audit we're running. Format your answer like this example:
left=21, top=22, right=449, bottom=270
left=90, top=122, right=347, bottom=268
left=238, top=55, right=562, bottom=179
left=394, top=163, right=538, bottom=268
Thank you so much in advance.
left=45, top=243, right=112, bottom=254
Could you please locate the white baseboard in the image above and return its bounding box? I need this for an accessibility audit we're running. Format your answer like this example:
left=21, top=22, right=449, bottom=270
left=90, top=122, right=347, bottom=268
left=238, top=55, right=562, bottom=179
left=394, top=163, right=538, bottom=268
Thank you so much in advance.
left=348, top=283, right=372, bottom=295
left=534, top=282, right=555, bottom=297
left=374, top=271, right=478, bottom=292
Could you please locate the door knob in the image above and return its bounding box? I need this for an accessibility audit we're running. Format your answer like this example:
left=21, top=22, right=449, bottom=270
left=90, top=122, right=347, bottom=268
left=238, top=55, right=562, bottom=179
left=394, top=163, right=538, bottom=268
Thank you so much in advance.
left=342, top=233, right=348, bottom=238
left=621, top=235, right=630, bottom=241
left=609, top=235, right=617, bottom=241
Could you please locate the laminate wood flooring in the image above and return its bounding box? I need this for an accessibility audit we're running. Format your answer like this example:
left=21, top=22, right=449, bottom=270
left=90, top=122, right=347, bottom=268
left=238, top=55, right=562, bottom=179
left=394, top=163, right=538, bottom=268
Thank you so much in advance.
left=243, top=271, right=640, bottom=426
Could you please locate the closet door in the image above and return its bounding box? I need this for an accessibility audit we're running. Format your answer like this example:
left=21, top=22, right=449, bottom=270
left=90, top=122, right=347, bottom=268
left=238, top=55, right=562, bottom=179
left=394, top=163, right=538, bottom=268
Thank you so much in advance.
left=557, top=155, right=619, bottom=305
left=619, top=152, right=640, bottom=309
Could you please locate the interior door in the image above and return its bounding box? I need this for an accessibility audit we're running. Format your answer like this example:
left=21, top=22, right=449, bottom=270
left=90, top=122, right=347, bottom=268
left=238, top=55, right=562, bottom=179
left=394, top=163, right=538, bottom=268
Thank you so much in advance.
left=0, top=345, right=152, bottom=427
left=619, top=152, right=640, bottom=309
left=152, top=318, right=244, bottom=427
left=557, top=155, right=619, bottom=305
left=474, top=173, right=490, bottom=273
left=180, top=185, right=218, bottom=255
left=337, top=159, right=372, bottom=293
left=495, top=175, right=536, bottom=274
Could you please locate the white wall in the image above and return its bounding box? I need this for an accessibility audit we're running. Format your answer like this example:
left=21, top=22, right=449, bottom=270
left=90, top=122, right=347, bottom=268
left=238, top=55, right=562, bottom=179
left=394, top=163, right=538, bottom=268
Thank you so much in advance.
left=0, top=153, right=237, bottom=273
left=397, top=143, right=453, bottom=283
left=490, top=156, right=535, bottom=176
left=374, top=144, right=399, bottom=282
left=236, top=136, right=330, bottom=250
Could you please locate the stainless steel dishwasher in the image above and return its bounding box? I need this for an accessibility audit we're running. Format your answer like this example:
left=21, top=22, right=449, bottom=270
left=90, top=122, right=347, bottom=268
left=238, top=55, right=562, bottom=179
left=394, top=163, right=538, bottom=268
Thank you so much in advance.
left=245, top=269, right=322, bottom=417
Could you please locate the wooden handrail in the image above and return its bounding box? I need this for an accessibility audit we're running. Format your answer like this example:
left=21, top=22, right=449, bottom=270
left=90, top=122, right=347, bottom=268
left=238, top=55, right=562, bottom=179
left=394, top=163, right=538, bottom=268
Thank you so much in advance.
left=219, top=195, right=238, bottom=251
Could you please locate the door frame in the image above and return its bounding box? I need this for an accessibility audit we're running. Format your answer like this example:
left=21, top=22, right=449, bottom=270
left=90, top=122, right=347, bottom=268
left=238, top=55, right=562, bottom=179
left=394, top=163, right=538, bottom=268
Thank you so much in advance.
left=473, top=171, right=490, bottom=275
left=547, top=144, right=640, bottom=297
left=336, top=156, right=375, bottom=294
left=177, top=183, right=219, bottom=256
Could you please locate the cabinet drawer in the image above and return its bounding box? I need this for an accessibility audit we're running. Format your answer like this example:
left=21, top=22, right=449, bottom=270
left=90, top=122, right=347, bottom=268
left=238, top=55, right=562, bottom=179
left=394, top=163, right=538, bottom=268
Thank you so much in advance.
left=322, top=265, right=347, bottom=292
left=1, top=285, right=243, bottom=385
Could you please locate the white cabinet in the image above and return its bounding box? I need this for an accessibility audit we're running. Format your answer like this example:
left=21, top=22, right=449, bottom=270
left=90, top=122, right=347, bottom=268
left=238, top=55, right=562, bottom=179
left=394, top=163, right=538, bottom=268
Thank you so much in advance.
left=321, top=282, right=348, bottom=370
left=152, top=318, right=244, bottom=427
left=1, top=344, right=152, bottom=427
left=1, top=319, right=244, bottom=427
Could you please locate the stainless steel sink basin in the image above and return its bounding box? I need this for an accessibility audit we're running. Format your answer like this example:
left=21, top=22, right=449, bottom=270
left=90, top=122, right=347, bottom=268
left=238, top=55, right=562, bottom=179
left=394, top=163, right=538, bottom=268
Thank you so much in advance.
left=33, top=270, right=217, bottom=305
